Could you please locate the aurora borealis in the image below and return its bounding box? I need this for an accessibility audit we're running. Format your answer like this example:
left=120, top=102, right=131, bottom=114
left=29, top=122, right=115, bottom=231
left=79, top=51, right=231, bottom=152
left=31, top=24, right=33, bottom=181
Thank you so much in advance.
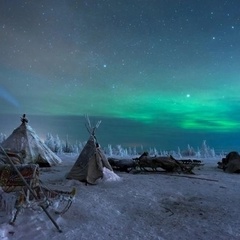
left=0, top=0, right=240, bottom=152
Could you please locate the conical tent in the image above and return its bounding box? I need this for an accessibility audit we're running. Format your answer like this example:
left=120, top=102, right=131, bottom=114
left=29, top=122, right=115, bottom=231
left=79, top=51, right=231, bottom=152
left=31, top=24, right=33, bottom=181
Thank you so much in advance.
left=66, top=119, right=113, bottom=184
left=1, top=114, right=62, bottom=167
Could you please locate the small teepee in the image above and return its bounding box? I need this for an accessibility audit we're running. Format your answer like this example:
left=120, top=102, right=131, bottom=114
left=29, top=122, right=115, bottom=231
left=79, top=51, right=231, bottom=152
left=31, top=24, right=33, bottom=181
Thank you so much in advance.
left=1, top=114, right=62, bottom=167
left=66, top=117, right=113, bottom=184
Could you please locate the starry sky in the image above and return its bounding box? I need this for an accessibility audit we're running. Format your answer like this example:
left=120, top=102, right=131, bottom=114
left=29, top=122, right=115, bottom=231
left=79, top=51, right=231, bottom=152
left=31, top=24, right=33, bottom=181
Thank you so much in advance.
left=0, top=0, right=240, bottom=152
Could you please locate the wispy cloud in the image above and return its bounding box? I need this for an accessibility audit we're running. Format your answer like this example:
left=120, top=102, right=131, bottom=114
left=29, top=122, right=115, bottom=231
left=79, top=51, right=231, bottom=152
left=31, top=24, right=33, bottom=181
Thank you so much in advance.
left=0, top=86, right=19, bottom=108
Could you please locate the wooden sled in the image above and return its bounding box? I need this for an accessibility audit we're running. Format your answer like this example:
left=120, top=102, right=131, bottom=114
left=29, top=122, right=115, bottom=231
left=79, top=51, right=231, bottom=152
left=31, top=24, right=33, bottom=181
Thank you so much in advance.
left=0, top=144, right=76, bottom=232
left=0, top=163, right=76, bottom=225
left=133, top=152, right=203, bottom=174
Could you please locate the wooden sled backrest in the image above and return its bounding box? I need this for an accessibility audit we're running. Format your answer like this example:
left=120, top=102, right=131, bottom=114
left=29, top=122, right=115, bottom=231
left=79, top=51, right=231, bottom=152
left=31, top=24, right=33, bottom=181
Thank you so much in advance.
left=0, top=164, right=40, bottom=192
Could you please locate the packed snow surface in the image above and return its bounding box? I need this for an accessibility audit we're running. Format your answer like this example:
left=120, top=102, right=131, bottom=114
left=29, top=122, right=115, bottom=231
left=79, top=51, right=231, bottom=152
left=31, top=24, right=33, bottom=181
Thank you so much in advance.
left=0, top=154, right=240, bottom=240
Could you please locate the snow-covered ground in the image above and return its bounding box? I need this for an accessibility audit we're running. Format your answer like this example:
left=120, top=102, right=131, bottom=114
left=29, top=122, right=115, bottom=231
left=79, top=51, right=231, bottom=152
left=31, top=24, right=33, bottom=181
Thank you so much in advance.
left=0, top=154, right=240, bottom=240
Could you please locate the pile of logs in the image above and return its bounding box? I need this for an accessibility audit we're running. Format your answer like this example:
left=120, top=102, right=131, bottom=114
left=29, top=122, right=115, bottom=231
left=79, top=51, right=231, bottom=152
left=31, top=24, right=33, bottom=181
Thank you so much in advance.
left=109, top=152, right=203, bottom=174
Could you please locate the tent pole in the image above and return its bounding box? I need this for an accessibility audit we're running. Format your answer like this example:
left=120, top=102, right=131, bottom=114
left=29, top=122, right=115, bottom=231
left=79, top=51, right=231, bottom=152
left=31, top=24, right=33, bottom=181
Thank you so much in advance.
left=0, top=145, right=62, bottom=233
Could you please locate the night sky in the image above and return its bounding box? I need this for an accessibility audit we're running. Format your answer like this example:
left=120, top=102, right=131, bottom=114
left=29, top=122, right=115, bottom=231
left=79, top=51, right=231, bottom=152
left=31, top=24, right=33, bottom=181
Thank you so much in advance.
left=0, top=0, right=240, bottom=152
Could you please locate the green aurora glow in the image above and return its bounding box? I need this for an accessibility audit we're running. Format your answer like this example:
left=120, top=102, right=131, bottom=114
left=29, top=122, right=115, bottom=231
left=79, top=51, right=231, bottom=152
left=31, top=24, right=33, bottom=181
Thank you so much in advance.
left=0, top=0, right=240, bottom=151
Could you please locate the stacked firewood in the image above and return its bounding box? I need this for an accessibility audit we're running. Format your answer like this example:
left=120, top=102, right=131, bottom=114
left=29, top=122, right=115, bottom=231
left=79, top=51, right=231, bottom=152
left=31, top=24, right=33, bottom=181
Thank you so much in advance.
left=109, top=152, right=204, bottom=174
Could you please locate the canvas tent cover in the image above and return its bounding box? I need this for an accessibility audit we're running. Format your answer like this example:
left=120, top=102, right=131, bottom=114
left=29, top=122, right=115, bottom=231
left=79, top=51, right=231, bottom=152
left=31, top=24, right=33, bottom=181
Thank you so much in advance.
left=1, top=121, right=62, bottom=167
left=66, top=135, right=113, bottom=184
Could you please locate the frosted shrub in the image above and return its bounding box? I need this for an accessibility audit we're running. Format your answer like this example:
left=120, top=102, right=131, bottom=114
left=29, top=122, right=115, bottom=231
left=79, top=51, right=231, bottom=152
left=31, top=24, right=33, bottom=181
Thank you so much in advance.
left=177, top=147, right=182, bottom=158
left=195, top=148, right=201, bottom=158
left=72, top=145, right=79, bottom=154
left=0, top=133, right=6, bottom=143
left=78, top=142, right=84, bottom=152
left=148, top=147, right=159, bottom=156
left=54, top=135, right=62, bottom=153
left=132, top=146, right=137, bottom=156
left=181, top=144, right=196, bottom=156
left=209, top=148, right=216, bottom=158
left=45, top=133, right=55, bottom=152
left=115, top=145, right=128, bottom=157
left=200, top=140, right=216, bottom=158
left=127, top=147, right=133, bottom=156
left=108, top=144, right=113, bottom=156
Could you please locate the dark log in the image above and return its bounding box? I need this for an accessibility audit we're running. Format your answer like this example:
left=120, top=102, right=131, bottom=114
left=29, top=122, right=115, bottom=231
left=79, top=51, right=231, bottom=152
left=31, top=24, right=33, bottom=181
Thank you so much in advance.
left=108, top=158, right=137, bottom=172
